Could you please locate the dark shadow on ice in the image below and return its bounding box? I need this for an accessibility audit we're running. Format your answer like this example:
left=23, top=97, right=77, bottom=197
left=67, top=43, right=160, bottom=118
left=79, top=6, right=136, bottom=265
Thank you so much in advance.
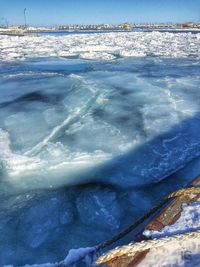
left=76, top=112, right=200, bottom=191
left=0, top=91, right=63, bottom=109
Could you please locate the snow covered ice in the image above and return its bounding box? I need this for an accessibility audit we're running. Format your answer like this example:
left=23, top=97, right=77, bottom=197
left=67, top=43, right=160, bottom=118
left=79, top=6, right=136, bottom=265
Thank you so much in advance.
left=0, top=31, right=200, bottom=61
left=0, top=32, right=200, bottom=266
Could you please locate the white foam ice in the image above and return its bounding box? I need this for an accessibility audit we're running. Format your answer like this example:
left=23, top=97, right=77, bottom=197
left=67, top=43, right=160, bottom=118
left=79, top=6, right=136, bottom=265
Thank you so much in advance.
left=2, top=71, right=64, bottom=79
left=0, top=31, right=200, bottom=61
left=80, top=51, right=115, bottom=60
left=0, top=127, right=112, bottom=190
left=0, top=128, right=42, bottom=177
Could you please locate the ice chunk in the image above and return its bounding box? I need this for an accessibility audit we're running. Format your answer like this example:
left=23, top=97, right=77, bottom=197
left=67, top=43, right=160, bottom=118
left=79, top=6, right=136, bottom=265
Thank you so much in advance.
left=20, top=195, right=73, bottom=248
left=76, top=188, right=121, bottom=231
left=63, top=247, right=96, bottom=266
left=80, top=51, right=115, bottom=60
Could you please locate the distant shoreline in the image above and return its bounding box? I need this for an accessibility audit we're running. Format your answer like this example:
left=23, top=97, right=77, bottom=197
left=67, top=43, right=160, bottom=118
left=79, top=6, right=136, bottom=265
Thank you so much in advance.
left=0, top=27, right=200, bottom=37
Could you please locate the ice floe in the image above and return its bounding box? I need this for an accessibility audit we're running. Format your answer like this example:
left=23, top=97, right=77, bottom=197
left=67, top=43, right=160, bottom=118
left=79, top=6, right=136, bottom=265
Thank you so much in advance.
left=0, top=31, right=200, bottom=61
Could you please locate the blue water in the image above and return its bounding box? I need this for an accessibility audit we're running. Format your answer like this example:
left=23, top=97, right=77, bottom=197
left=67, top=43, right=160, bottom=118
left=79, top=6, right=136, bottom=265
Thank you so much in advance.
left=37, top=29, right=142, bottom=36
left=0, top=57, right=200, bottom=265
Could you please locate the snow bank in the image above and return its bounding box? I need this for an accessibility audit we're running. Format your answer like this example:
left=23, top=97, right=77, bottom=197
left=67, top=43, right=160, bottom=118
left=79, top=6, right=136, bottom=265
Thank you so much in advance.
left=0, top=31, right=200, bottom=61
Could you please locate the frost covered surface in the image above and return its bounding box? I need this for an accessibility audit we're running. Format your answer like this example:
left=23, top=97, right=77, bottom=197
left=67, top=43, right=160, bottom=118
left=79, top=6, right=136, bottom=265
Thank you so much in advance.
left=139, top=232, right=200, bottom=267
left=144, top=200, right=200, bottom=238
left=0, top=48, right=200, bottom=266
left=0, top=31, right=200, bottom=61
left=140, top=199, right=200, bottom=266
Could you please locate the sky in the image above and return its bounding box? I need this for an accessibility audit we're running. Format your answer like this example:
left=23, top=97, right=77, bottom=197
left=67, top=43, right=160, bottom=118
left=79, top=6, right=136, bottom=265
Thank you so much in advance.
left=0, top=0, right=200, bottom=27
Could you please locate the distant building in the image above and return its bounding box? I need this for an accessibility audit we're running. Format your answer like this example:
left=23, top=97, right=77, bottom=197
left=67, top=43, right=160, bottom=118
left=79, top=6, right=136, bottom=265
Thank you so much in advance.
left=181, top=23, right=191, bottom=28
left=123, top=22, right=131, bottom=30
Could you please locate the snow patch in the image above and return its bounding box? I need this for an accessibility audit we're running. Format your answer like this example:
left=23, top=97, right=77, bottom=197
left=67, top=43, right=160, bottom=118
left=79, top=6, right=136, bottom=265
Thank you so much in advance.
left=144, top=200, right=200, bottom=238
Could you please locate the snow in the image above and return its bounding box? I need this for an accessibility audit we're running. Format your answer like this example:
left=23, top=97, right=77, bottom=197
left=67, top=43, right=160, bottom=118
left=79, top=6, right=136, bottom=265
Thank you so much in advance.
left=140, top=199, right=200, bottom=266
left=63, top=247, right=96, bottom=266
left=144, top=200, right=200, bottom=238
left=0, top=31, right=200, bottom=61
left=139, top=233, right=200, bottom=267
left=3, top=246, right=96, bottom=267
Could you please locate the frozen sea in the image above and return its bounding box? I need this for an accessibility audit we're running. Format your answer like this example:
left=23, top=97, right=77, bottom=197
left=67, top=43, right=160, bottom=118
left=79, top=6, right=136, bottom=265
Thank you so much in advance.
left=0, top=32, right=200, bottom=266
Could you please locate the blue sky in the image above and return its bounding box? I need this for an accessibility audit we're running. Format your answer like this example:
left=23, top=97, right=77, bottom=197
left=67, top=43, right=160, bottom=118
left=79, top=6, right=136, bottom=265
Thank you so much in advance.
left=0, top=0, right=200, bottom=26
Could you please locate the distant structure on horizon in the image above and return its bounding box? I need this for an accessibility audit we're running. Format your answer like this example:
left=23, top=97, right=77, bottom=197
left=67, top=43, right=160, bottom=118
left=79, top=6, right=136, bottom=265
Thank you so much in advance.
left=0, top=21, right=200, bottom=35
left=58, top=22, right=131, bottom=31
left=123, top=22, right=131, bottom=30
